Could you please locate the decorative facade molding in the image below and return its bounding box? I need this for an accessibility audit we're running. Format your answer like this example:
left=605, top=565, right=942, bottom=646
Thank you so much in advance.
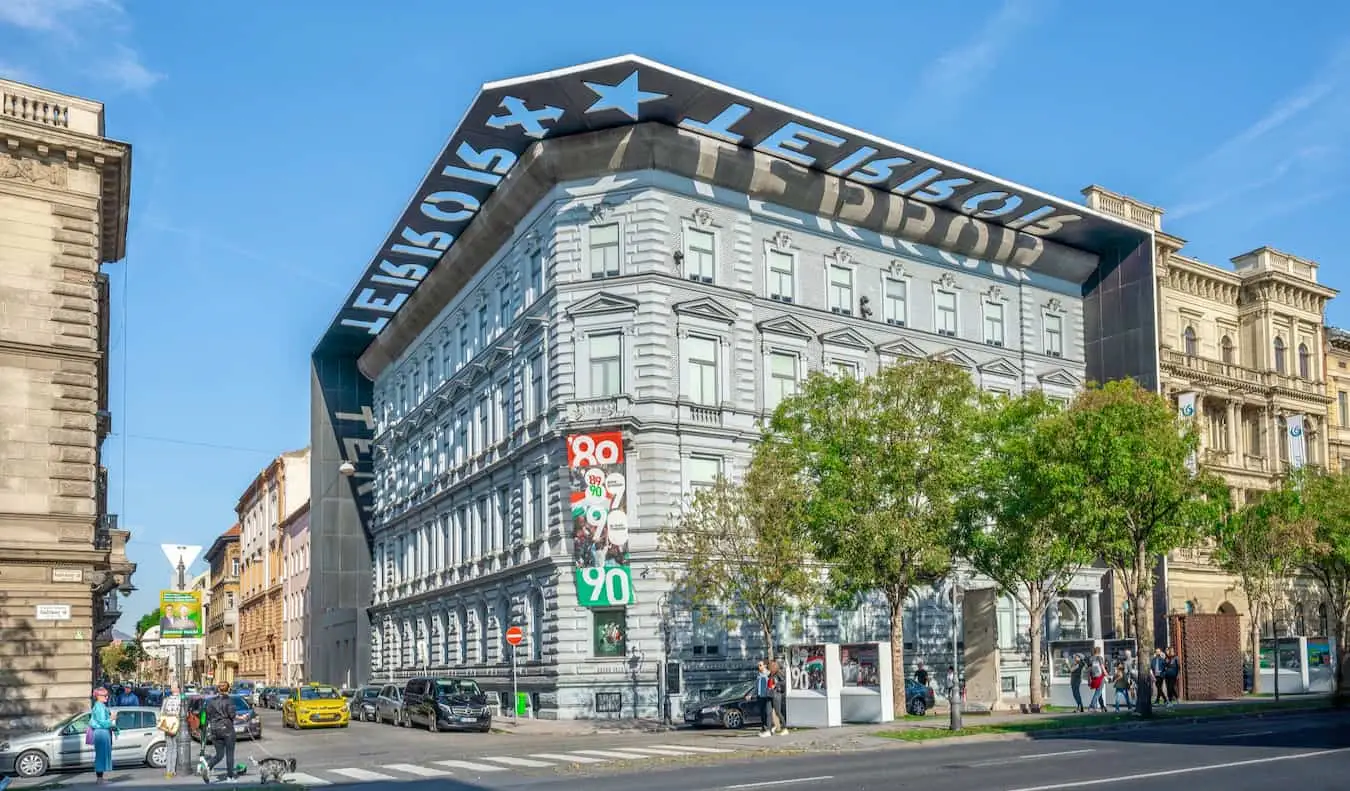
left=0, top=152, right=66, bottom=187
left=887, top=259, right=908, bottom=278
left=1045, top=297, right=1065, bottom=314
left=832, top=246, right=853, bottom=266
left=770, top=230, right=793, bottom=251
left=691, top=207, right=713, bottom=227
left=673, top=296, right=738, bottom=324
left=937, top=272, right=959, bottom=291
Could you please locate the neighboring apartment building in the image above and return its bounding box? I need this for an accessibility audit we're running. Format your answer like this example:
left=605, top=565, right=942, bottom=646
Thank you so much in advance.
left=236, top=448, right=309, bottom=683
left=187, top=569, right=210, bottom=685
left=204, top=525, right=241, bottom=685
left=1325, top=327, right=1350, bottom=472
left=1085, top=186, right=1337, bottom=641
left=281, top=501, right=310, bottom=684
left=0, top=79, right=135, bottom=727
left=309, top=57, right=1158, bottom=714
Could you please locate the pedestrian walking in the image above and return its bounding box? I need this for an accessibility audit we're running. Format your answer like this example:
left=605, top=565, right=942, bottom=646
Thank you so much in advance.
left=943, top=665, right=957, bottom=703
left=88, top=687, right=117, bottom=785
left=754, top=662, right=773, bottom=738
left=1162, top=647, right=1181, bottom=706
left=1111, top=664, right=1131, bottom=712
left=1120, top=651, right=1137, bottom=706
left=1150, top=649, right=1167, bottom=704
left=914, top=660, right=929, bottom=688
left=1068, top=654, right=1085, bottom=712
left=1086, top=647, right=1107, bottom=712
left=197, top=682, right=239, bottom=783
left=768, top=660, right=788, bottom=734
left=158, top=684, right=182, bottom=778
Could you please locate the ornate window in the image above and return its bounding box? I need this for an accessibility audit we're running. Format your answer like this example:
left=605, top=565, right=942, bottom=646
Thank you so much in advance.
left=1298, top=343, right=1311, bottom=379
left=1220, top=335, right=1234, bottom=363
left=1183, top=326, right=1198, bottom=357
left=1274, top=337, right=1287, bottom=374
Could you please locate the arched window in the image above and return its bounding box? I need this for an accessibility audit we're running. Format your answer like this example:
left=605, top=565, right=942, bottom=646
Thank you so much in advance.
left=1318, top=603, right=1329, bottom=636
left=1057, top=599, right=1083, bottom=640
left=476, top=603, right=488, bottom=663
left=1274, top=337, right=1287, bottom=374
left=1298, top=343, right=1311, bottom=379
left=1294, top=603, right=1306, bottom=635
left=496, top=596, right=512, bottom=663
left=529, top=588, right=545, bottom=661
left=1183, top=326, right=1198, bottom=357
left=455, top=608, right=468, bottom=665
left=1220, top=335, right=1234, bottom=364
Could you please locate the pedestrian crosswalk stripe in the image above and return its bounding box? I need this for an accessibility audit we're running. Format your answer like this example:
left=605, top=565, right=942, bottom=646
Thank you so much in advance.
left=382, top=763, right=453, bottom=777
left=531, top=752, right=610, bottom=764
left=330, top=768, right=399, bottom=781
left=283, top=772, right=332, bottom=786
left=653, top=744, right=737, bottom=754
left=621, top=747, right=703, bottom=757
left=480, top=756, right=556, bottom=768
left=434, top=759, right=509, bottom=772
left=571, top=749, right=656, bottom=760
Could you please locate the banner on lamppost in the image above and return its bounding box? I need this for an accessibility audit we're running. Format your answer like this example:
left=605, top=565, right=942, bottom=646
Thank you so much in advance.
left=1287, top=414, right=1308, bottom=470
left=561, top=430, right=634, bottom=607
left=1177, top=391, right=1200, bottom=472
left=158, top=590, right=204, bottom=641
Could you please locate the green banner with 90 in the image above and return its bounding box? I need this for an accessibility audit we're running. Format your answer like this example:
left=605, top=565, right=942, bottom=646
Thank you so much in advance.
left=564, top=431, right=634, bottom=607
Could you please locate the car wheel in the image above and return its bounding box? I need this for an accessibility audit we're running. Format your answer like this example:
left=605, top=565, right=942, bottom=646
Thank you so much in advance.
left=721, top=709, right=744, bottom=730
left=909, top=699, right=927, bottom=716
left=146, top=742, right=168, bottom=769
left=14, top=749, right=49, bottom=778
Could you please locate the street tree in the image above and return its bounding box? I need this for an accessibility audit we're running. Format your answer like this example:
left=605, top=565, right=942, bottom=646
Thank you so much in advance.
left=1212, top=476, right=1312, bottom=695
left=661, top=443, right=816, bottom=661
left=1052, top=379, right=1226, bottom=716
left=1294, top=469, right=1350, bottom=694
left=768, top=359, right=982, bottom=714
left=957, top=391, right=1095, bottom=708
left=136, top=607, right=162, bottom=638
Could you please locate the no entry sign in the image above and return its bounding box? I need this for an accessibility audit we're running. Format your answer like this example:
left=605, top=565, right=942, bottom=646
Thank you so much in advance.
left=505, top=625, right=524, bottom=646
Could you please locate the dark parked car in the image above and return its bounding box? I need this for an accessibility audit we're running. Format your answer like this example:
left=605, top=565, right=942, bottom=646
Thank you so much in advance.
left=351, top=685, right=381, bottom=722
left=401, top=677, right=492, bottom=733
left=185, top=694, right=263, bottom=741
left=683, top=681, right=764, bottom=730
left=905, top=679, right=937, bottom=716
left=266, top=687, right=293, bottom=710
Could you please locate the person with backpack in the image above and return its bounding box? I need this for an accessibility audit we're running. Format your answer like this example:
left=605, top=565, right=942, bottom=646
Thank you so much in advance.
left=196, top=683, right=239, bottom=783
left=767, top=660, right=788, bottom=735
left=1086, top=647, right=1108, bottom=712
left=754, top=661, right=773, bottom=737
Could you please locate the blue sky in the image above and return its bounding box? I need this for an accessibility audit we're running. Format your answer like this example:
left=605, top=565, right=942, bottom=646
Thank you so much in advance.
left=2, top=0, right=1348, bottom=629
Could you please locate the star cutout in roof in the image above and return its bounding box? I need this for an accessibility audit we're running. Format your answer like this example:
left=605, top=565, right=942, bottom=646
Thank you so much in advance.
left=582, top=70, right=667, bottom=121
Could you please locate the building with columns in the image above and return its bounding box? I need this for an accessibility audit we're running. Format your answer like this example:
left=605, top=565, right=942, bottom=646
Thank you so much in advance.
left=236, top=448, right=309, bottom=683
left=1325, top=327, right=1350, bottom=472
left=204, top=525, right=240, bottom=685
left=310, top=56, right=1157, bottom=716
left=1083, top=186, right=1336, bottom=639
left=0, top=78, right=135, bottom=729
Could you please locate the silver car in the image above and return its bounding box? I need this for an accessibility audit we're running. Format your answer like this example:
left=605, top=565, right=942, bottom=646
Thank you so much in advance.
left=0, top=707, right=168, bottom=778
left=375, top=684, right=404, bottom=726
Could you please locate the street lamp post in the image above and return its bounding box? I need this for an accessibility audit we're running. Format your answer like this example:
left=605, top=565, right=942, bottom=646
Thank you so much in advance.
left=949, top=569, right=963, bottom=732
left=172, top=558, right=191, bottom=777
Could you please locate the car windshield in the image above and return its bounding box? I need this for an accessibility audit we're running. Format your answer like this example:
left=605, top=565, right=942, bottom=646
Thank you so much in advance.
left=231, top=695, right=252, bottom=710
left=299, top=686, right=340, bottom=700
left=435, top=680, right=481, bottom=696
left=714, top=682, right=754, bottom=700
left=361, top=688, right=380, bottom=698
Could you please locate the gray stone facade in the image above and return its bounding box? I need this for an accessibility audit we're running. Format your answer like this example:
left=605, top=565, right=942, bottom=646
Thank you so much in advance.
left=363, top=166, right=1105, bottom=718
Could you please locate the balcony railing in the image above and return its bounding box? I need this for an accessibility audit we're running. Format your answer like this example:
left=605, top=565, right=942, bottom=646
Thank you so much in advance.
left=94, top=514, right=117, bottom=550
left=1161, top=349, right=1324, bottom=396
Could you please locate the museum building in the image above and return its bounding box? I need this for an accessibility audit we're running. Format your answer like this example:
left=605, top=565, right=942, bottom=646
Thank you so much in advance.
left=309, top=56, right=1158, bottom=716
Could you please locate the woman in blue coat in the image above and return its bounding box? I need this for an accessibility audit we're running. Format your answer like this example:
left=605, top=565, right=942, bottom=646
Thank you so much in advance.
left=89, top=687, right=116, bottom=783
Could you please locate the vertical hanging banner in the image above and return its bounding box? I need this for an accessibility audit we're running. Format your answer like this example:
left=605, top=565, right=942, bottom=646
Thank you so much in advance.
left=1177, top=392, right=1200, bottom=473
left=562, top=430, right=634, bottom=607
left=1287, top=414, right=1308, bottom=470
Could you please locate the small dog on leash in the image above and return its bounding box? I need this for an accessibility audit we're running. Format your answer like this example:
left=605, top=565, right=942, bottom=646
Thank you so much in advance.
left=253, top=756, right=297, bottom=784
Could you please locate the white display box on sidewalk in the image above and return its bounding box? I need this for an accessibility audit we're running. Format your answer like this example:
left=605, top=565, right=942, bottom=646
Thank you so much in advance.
left=785, top=643, right=841, bottom=728
left=839, top=642, right=894, bottom=724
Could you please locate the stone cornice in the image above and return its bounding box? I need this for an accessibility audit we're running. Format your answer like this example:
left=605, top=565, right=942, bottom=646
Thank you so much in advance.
left=0, top=337, right=102, bottom=362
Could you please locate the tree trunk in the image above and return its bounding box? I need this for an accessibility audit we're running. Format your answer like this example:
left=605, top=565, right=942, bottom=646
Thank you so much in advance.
left=888, top=594, right=906, bottom=716
left=1026, top=587, right=1045, bottom=708
left=1247, top=596, right=1262, bottom=695
left=1131, top=546, right=1155, bottom=717
left=761, top=618, right=776, bottom=668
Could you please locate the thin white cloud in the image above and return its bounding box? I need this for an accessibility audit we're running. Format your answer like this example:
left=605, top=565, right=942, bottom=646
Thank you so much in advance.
left=101, top=45, right=163, bottom=93
left=0, top=0, right=121, bottom=35
left=1169, top=146, right=1333, bottom=220
left=905, top=0, right=1050, bottom=119
left=0, top=61, right=36, bottom=84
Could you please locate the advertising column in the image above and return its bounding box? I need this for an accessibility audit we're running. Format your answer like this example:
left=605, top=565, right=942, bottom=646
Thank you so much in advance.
left=563, top=430, right=635, bottom=610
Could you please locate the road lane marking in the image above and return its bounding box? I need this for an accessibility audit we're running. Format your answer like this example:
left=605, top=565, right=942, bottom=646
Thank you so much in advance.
left=531, top=752, right=610, bottom=764
left=329, top=768, right=399, bottom=782
left=654, top=744, right=737, bottom=753
left=725, top=777, right=834, bottom=789
left=283, top=773, right=331, bottom=786
left=1216, top=729, right=1275, bottom=739
left=968, top=749, right=1095, bottom=767
left=433, top=759, right=508, bottom=772
left=622, top=747, right=706, bottom=756
left=479, top=756, right=557, bottom=768
left=382, top=763, right=453, bottom=776
left=571, top=749, right=656, bottom=759
left=1002, top=747, right=1350, bottom=791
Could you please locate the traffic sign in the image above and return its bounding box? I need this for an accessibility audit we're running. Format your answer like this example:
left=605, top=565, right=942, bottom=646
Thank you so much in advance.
left=161, top=544, right=202, bottom=571
left=504, top=625, right=524, bottom=646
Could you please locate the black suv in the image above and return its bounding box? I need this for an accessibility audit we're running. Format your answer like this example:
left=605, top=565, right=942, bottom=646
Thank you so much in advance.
left=401, top=677, right=492, bottom=733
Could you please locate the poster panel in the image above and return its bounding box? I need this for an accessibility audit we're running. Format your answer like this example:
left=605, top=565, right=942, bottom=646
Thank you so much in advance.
left=788, top=644, right=828, bottom=692
left=159, top=590, right=204, bottom=640
left=562, top=430, right=634, bottom=607
left=840, top=644, right=880, bottom=687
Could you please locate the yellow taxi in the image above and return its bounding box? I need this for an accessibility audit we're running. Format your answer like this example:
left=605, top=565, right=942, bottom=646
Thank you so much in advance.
left=281, top=683, right=350, bottom=730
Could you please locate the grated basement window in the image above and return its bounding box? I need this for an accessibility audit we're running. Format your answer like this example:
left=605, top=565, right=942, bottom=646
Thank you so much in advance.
left=594, top=692, right=623, bottom=714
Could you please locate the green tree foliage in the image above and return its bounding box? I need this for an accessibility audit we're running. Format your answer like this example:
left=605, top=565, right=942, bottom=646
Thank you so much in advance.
left=768, top=359, right=981, bottom=713
left=958, top=391, right=1095, bottom=707
left=136, top=607, right=162, bottom=638
left=1213, top=475, right=1311, bottom=695
left=1292, top=469, right=1350, bottom=693
left=1053, top=379, right=1226, bottom=715
left=661, top=444, right=816, bottom=661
